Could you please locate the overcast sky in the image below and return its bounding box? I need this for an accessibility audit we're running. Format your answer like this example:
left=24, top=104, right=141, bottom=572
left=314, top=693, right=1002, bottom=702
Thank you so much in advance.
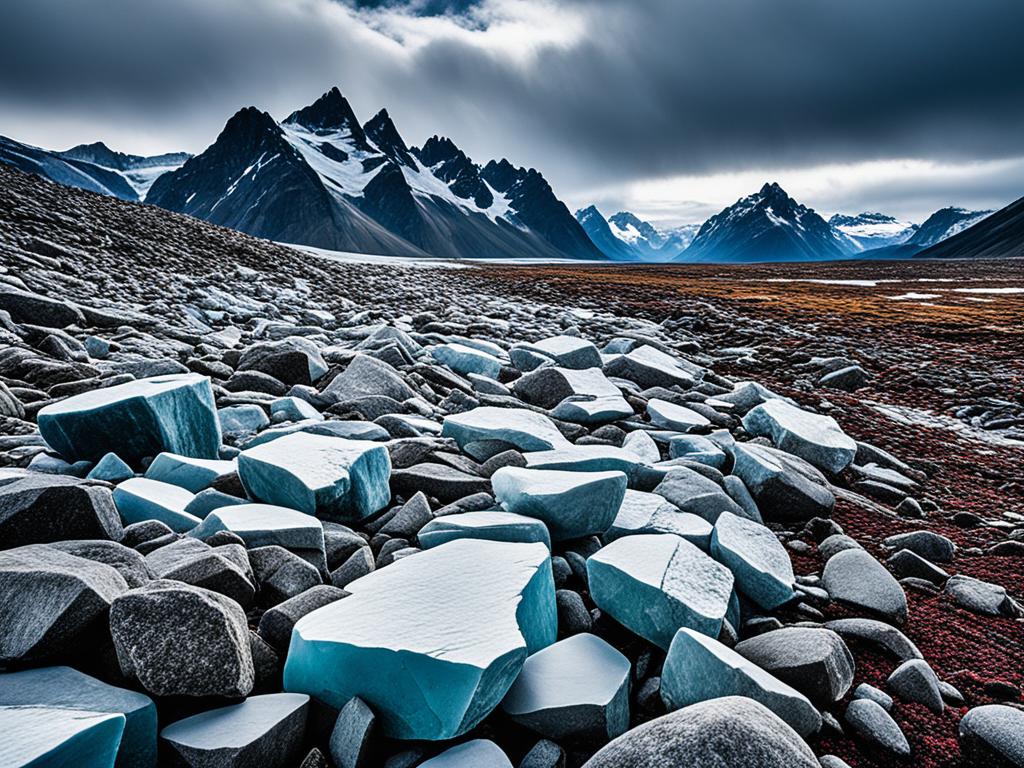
left=2, top=0, right=1023, bottom=225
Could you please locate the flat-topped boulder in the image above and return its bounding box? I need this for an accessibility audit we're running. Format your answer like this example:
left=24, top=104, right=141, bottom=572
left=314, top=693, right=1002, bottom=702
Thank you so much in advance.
left=823, top=548, right=908, bottom=624
left=743, top=399, right=857, bottom=474
left=514, top=366, right=632, bottom=424
left=144, top=452, right=236, bottom=493
left=0, top=474, right=122, bottom=548
left=647, top=399, right=711, bottom=431
left=661, top=628, right=821, bottom=737
left=0, top=705, right=126, bottom=768
left=501, top=632, right=631, bottom=740
left=0, top=544, right=128, bottom=663
left=113, top=477, right=199, bottom=532
left=523, top=445, right=649, bottom=484
left=731, top=442, right=835, bottom=522
left=587, top=534, right=735, bottom=649
left=191, top=503, right=326, bottom=554
left=284, top=539, right=556, bottom=740
left=492, top=467, right=627, bottom=541
left=603, top=345, right=698, bottom=389
left=418, top=510, right=551, bottom=550
left=432, top=343, right=503, bottom=379
left=238, top=432, right=391, bottom=521
left=161, top=693, right=310, bottom=768
left=0, top=665, right=156, bottom=767
left=711, top=511, right=796, bottom=609
left=584, top=697, right=819, bottom=768
left=603, top=490, right=712, bottom=549
left=38, top=373, right=221, bottom=463
left=442, top=407, right=570, bottom=460
left=512, top=336, right=602, bottom=370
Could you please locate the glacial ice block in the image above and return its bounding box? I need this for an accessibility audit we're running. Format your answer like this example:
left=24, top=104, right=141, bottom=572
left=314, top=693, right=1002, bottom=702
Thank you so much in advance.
left=711, top=511, right=796, bottom=609
left=0, top=705, right=126, bottom=768
left=144, top=453, right=236, bottom=493
left=238, top=432, right=391, bottom=520
left=113, top=477, right=199, bottom=532
left=284, top=539, right=556, bottom=741
left=432, top=343, right=503, bottom=379
left=441, top=407, right=570, bottom=459
left=587, top=533, right=734, bottom=649
left=0, top=666, right=156, bottom=768
left=418, top=510, right=552, bottom=550
left=492, top=467, right=626, bottom=542
left=38, top=373, right=221, bottom=463
left=190, top=503, right=326, bottom=553
left=604, top=490, right=712, bottom=550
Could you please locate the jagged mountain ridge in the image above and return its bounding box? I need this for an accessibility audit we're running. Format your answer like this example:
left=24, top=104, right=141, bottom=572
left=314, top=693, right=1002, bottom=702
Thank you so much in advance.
left=574, top=207, right=696, bottom=261
left=676, top=182, right=855, bottom=263
left=146, top=87, right=605, bottom=261
left=915, top=196, right=1024, bottom=259
left=908, top=207, right=993, bottom=248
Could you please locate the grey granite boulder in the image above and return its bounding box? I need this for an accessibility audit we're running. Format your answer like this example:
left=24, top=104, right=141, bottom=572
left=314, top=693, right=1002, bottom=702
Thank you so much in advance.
left=237, top=336, right=328, bottom=386
left=653, top=467, right=744, bottom=524
left=822, top=548, right=907, bottom=624
left=145, top=537, right=255, bottom=606
left=888, top=658, right=944, bottom=713
left=48, top=540, right=152, bottom=588
left=959, top=704, right=1024, bottom=767
left=735, top=627, right=854, bottom=703
left=731, top=442, right=835, bottom=522
left=845, top=699, right=910, bottom=757
left=0, top=474, right=122, bottom=548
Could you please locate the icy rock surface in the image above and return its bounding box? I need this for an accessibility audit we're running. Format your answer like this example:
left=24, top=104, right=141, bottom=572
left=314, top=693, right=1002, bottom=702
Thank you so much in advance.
left=284, top=539, right=556, bottom=740
left=0, top=705, right=126, bottom=768
left=37, top=373, right=221, bottom=463
left=442, top=407, right=570, bottom=459
left=144, top=452, right=236, bottom=493
left=603, top=490, right=712, bottom=549
left=113, top=477, right=199, bottom=532
left=418, top=510, right=551, bottom=549
left=710, top=511, right=796, bottom=609
left=419, top=739, right=513, bottom=767
left=742, top=399, right=857, bottom=474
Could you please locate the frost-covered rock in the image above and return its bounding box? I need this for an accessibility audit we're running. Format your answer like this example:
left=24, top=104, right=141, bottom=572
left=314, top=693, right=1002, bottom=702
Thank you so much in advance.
left=87, top=453, right=134, bottom=483
left=584, top=697, right=819, bottom=768
left=742, top=399, right=856, bottom=474
left=284, top=539, right=556, bottom=740
left=0, top=705, right=126, bottom=768
left=418, top=510, right=551, bottom=550
left=603, top=345, right=698, bottom=389
left=647, top=399, right=711, bottom=431
left=710, top=512, right=796, bottom=609
left=603, top=490, right=712, bottom=549
left=38, top=373, right=221, bottom=463
left=322, top=354, right=415, bottom=403
left=0, top=666, right=156, bottom=768
left=442, top=407, right=570, bottom=460
left=512, top=336, right=602, bottom=370
left=668, top=434, right=727, bottom=468
left=160, top=693, right=309, bottom=768
left=0, top=474, right=122, bottom=548
left=191, top=503, right=326, bottom=559
left=523, top=445, right=649, bottom=484
left=113, top=477, right=199, bottom=532
left=660, top=628, right=821, bottom=737
left=823, top=548, right=907, bottom=624
left=145, top=538, right=255, bottom=606
left=432, top=343, right=502, bottom=379
left=238, top=433, right=391, bottom=521
left=735, top=628, right=855, bottom=704
left=144, top=453, right=236, bottom=493
left=501, top=633, right=631, bottom=740
left=731, top=442, right=835, bottom=522
left=219, top=404, right=271, bottom=437
left=959, top=704, right=1024, bottom=767
left=587, top=534, right=735, bottom=649
left=653, top=467, right=744, bottom=524
left=514, top=367, right=632, bottom=424
left=492, top=467, right=627, bottom=541
left=270, top=395, right=323, bottom=423
left=419, top=739, right=513, bottom=767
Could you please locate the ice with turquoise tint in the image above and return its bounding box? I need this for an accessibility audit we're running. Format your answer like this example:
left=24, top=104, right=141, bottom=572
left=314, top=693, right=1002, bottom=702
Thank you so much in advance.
left=660, top=628, right=821, bottom=737
left=432, top=343, right=503, bottom=379
left=492, top=467, right=626, bottom=542
left=587, top=533, right=734, bottom=649
left=501, top=633, right=631, bottom=740
left=441, top=407, right=570, bottom=458
left=0, top=666, right=156, bottom=768
left=284, top=539, right=556, bottom=741
left=0, top=705, right=125, bottom=768
left=604, top=490, right=712, bottom=550
left=113, top=477, right=199, bottom=532
left=238, top=432, right=391, bottom=520
left=711, top=511, right=796, bottom=609
left=270, top=396, right=322, bottom=423
left=419, top=740, right=512, bottom=767
left=144, top=453, right=236, bottom=493
left=190, top=504, right=326, bottom=553
left=37, top=373, right=221, bottom=463
left=87, top=453, right=134, bottom=483
left=418, top=510, right=551, bottom=550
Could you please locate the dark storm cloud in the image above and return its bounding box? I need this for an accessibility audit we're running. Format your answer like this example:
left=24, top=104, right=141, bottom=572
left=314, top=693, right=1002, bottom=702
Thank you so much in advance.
left=0, top=0, right=1022, bottom=217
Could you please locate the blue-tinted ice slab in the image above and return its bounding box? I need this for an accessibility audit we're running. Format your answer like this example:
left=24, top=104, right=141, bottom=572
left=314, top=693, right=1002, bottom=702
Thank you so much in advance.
left=647, top=399, right=711, bottom=431
left=441, top=407, right=570, bottom=458
left=432, top=343, right=503, bottom=379
left=587, top=533, right=734, bottom=649
left=113, top=478, right=199, bottom=532
left=284, top=539, right=556, bottom=740
left=419, top=740, right=512, bottom=768
left=418, top=510, right=551, bottom=550
left=144, top=453, right=236, bottom=493
left=38, top=373, right=221, bottom=463
left=604, top=490, right=712, bottom=549
left=190, top=503, right=325, bottom=554
left=711, top=511, right=796, bottom=609
left=660, top=628, right=821, bottom=737
left=238, top=433, right=391, bottom=521
left=0, top=705, right=126, bottom=768
left=492, top=468, right=626, bottom=542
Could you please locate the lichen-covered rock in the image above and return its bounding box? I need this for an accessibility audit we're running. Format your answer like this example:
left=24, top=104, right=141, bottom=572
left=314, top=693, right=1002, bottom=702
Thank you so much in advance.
left=38, top=373, right=221, bottom=463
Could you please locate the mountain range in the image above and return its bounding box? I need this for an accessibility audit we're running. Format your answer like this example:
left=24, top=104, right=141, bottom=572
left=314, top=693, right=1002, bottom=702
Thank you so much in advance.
left=0, top=90, right=1017, bottom=262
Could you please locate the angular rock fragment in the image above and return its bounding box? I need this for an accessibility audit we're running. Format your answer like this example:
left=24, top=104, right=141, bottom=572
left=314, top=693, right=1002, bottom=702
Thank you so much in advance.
left=603, top=345, right=697, bottom=389
left=258, top=584, right=349, bottom=653
left=888, top=659, right=944, bottom=713
left=390, top=463, right=489, bottom=503
left=587, top=534, right=734, bottom=649
left=661, top=628, right=821, bottom=737
left=237, top=336, right=328, bottom=386
left=492, top=467, right=626, bottom=541
left=38, top=373, right=221, bottom=462
left=144, top=452, right=236, bottom=493
left=48, top=540, right=152, bottom=588
left=735, top=627, right=854, bottom=704
left=742, top=399, right=856, bottom=474
left=191, top=503, right=326, bottom=565
left=653, top=467, right=744, bottom=524
left=238, top=433, right=391, bottom=520
left=442, top=407, right=570, bottom=459
left=710, top=511, right=795, bottom=609
left=0, top=665, right=157, bottom=768
left=603, top=490, right=712, bottom=549
left=513, top=336, right=602, bottom=370
left=584, top=697, right=819, bottom=768
left=647, top=399, right=710, bottom=431
left=284, top=539, right=556, bottom=740
left=322, top=354, right=415, bottom=403
left=0, top=474, right=122, bottom=548
left=250, top=545, right=322, bottom=604
left=113, top=477, right=199, bottom=532
left=161, top=693, right=309, bottom=768
left=0, top=705, right=126, bottom=768
left=329, top=696, right=375, bottom=768
left=87, top=452, right=134, bottom=483
left=501, top=633, right=631, bottom=740
left=110, top=580, right=254, bottom=697
left=731, top=442, right=835, bottom=522
left=523, top=445, right=649, bottom=484
left=418, top=510, right=551, bottom=549
left=145, top=538, right=255, bottom=606
left=845, top=699, right=910, bottom=757
left=432, top=343, right=502, bottom=379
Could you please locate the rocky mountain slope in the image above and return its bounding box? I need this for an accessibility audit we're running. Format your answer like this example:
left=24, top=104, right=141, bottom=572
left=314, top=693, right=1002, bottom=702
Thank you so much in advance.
left=576, top=207, right=697, bottom=261
left=59, top=141, right=190, bottom=198
left=573, top=206, right=640, bottom=261
left=829, top=212, right=918, bottom=251
left=677, top=183, right=856, bottom=263
left=147, top=87, right=604, bottom=261
left=916, top=195, right=1024, bottom=259
left=1, top=163, right=1022, bottom=767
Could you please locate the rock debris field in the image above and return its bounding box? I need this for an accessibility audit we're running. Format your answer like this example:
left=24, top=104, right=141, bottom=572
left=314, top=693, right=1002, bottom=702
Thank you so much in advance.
left=0, top=164, right=1023, bottom=768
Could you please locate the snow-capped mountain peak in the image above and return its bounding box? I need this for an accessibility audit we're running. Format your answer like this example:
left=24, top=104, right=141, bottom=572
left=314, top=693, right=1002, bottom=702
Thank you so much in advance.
left=828, top=211, right=918, bottom=251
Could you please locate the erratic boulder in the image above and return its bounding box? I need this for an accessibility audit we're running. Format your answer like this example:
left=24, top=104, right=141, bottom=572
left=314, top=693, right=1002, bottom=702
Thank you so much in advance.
left=735, top=627, right=854, bottom=704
